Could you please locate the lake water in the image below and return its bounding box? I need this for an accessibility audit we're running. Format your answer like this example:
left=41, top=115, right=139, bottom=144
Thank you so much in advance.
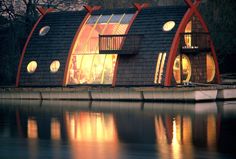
left=0, top=100, right=236, bottom=159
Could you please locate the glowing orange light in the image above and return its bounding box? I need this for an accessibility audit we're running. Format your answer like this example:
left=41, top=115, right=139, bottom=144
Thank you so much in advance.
left=155, top=115, right=193, bottom=159
left=51, top=118, right=61, bottom=140
left=50, top=60, right=60, bottom=73
left=66, top=14, right=134, bottom=85
left=184, top=21, right=192, bottom=47
left=173, top=55, right=192, bottom=83
left=163, top=21, right=175, bottom=31
left=207, top=115, right=216, bottom=150
left=27, top=118, right=38, bottom=139
left=27, top=61, right=37, bottom=73
left=206, top=54, right=216, bottom=82
left=65, top=112, right=118, bottom=143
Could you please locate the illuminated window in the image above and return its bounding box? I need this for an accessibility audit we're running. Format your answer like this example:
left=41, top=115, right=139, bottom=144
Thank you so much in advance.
left=163, top=21, right=175, bottom=31
left=173, top=54, right=191, bottom=83
left=66, top=13, right=134, bottom=85
left=27, top=61, right=37, bottom=73
left=39, top=26, right=50, bottom=36
left=50, top=60, right=60, bottom=73
left=154, top=52, right=166, bottom=84
left=206, top=54, right=215, bottom=82
left=184, top=21, right=192, bottom=47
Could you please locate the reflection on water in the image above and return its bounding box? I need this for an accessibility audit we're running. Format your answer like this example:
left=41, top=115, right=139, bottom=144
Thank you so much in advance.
left=51, top=118, right=61, bottom=140
left=27, top=118, right=38, bottom=139
left=65, top=112, right=118, bottom=143
left=0, top=100, right=236, bottom=159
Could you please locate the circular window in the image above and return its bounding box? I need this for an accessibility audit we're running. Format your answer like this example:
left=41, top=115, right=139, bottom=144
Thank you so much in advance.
left=163, top=21, right=175, bottom=31
left=173, top=55, right=191, bottom=83
left=206, top=54, right=216, bottom=82
left=39, top=26, right=50, bottom=36
left=27, top=61, right=37, bottom=73
left=50, top=60, right=60, bottom=73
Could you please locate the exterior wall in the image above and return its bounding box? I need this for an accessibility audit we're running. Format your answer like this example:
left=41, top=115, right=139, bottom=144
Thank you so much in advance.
left=116, top=6, right=187, bottom=86
left=189, top=53, right=206, bottom=83
left=19, top=11, right=86, bottom=86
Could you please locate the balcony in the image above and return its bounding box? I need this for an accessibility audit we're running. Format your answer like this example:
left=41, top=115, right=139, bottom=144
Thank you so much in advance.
left=99, top=34, right=143, bottom=55
left=180, top=32, right=211, bottom=53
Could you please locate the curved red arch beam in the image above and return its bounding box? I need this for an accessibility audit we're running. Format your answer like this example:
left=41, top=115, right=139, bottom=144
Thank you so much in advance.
left=164, top=0, right=221, bottom=86
left=112, top=3, right=149, bottom=87
left=16, top=11, right=47, bottom=87
left=62, top=13, right=90, bottom=86
left=63, top=5, right=101, bottom=85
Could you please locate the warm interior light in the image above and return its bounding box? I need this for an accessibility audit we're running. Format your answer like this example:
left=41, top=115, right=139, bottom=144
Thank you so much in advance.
left=163, top=21, right=175, bottom=31
left=173, top=54, right=191, bottom=83
left=184, top=21, right=192, bottom=47
left=66, top=14, right=134, bottom=85
left=206, top=54, right=215, bottom=82
left=154, top=52, right=166, bottom=84
left=39, top=26, right=50, bottom=36
left=27, top=61, right=37, bottom=73
left=50, top=60, right=60, bottom=73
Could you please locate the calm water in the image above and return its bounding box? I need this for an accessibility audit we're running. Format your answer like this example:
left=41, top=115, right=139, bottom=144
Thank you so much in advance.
left=0, top=100, right=236, bottom=159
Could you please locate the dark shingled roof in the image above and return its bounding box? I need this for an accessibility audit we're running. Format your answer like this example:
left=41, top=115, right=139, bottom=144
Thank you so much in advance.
left=19, top=5, right=188, bottom=86
left=116, top=6, right=188, bottom=86
left=19, top=11, right=86, bottom=86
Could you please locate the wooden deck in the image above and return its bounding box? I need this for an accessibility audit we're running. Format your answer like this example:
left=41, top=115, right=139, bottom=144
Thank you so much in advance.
left=0, top=85, right=236, bottom=102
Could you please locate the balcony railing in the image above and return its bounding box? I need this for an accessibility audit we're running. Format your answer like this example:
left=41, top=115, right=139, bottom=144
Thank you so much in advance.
left=99, top=34, right=143, bottom=55
left=180, top=32, right=211, bottom=53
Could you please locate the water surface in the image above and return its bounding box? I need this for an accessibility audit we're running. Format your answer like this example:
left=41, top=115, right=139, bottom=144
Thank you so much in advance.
left=0, top=100, right=236, bottom=159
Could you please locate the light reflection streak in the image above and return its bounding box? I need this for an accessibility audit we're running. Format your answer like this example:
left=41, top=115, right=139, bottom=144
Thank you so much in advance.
left=27, top=117, right=38, bottom=139
left=51, top=118, right=61, bottom=140
left=65, top=111, right=119, bottom=159
left=207, top=115, right=216, bottom=151
left=154, top=115, right=202, bottom=159
left=65, top=112, right=118, bottom=143
left=172, top=117, right=182, bottom=159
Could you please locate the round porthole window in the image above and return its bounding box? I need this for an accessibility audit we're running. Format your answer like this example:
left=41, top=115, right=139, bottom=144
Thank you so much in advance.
left=50, top=60, right=60, bottom=73
left=39, top=26, right=50, bottom=36
left=163, top=21, right=175, bottom=32
left=27, top=61, right=37, bottom=73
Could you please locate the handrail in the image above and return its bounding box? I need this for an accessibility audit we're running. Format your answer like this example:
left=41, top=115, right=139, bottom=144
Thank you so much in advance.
left=99, top=34, right=143, bottom=55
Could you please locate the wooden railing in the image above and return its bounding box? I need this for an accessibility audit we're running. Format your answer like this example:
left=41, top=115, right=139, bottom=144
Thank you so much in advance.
left=99, top=34, right=143, bottom=55
left=180, top=32, right=211, bottom=53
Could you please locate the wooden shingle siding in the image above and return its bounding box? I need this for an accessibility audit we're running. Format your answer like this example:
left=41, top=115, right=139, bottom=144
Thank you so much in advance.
left=116, top=6, right=187, bottom=86
left=19, top=11, right=86, bottom=86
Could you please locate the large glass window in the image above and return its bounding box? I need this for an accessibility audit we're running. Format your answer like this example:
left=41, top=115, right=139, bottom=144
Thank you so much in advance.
left=66, top=14, right=134, bottom=85
left=173, top=55, right=191, bottom=83
left=206, top=54, right=216, bottom=82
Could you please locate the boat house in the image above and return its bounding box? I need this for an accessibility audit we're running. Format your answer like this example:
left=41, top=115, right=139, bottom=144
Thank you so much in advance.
left=16, top=0, right=220, bottom=87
